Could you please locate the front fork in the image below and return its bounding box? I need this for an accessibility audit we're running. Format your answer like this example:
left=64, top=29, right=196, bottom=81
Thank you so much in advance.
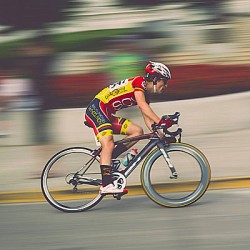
left=157, top=142, right=178, bottom=179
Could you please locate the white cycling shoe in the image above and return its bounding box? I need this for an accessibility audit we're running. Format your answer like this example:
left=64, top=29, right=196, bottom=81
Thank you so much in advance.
left=100, top=172, right=127, bottom=195
left=100, top=183, right=127, bottom=194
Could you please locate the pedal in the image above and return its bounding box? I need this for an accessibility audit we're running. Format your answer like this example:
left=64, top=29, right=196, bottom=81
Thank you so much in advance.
left=113, top=190, right=128, bottom=200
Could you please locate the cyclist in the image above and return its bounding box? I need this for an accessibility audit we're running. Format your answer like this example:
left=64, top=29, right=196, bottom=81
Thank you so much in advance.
left=84, top=61, right=171, bottom=194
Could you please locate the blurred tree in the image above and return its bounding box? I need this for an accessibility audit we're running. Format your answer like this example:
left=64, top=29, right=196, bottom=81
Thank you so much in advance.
left=0, top=0, right=78, bottom=33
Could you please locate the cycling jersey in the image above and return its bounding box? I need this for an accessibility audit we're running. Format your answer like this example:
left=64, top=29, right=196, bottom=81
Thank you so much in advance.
left=85, top=76, right=147, bottom=141
left=95, top=76, right=146, bottom=114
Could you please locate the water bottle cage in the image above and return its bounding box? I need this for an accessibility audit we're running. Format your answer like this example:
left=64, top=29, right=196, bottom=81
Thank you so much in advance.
left=122, top=150, right=137, bottom=167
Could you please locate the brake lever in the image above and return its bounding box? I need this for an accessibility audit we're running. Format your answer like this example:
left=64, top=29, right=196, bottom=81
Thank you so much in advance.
left=169, top=112, right=180, bottom=124
left=162, top=112, right=180, bottom=125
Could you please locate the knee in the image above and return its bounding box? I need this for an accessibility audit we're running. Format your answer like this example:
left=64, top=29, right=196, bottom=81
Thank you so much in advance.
left=134, top=125, right=144, bottom=136
left=101, top=137, right=115, bottom=151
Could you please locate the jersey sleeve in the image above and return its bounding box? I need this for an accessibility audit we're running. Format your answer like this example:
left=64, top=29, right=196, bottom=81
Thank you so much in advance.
left=131, top=76, right=146, bottom=92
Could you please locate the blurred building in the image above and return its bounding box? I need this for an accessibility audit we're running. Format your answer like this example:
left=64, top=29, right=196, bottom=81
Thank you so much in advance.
left=0, top=0, right=249, bottom=146
left=47, top=0, right=250, bottom=76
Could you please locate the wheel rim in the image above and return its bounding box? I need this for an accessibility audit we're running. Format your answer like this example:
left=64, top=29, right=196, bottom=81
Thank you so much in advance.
left=142, top=143, right=211, bottom=207
left=41, top=147, right=103, bottom=212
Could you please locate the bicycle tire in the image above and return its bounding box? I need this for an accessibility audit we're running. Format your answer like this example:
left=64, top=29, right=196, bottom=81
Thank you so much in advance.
left=141, top=143, right=211, bottom=208
left=41, top=147, right=103, bottom=212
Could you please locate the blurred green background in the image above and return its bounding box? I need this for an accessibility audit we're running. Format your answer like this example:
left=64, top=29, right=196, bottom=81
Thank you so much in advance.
left=0, top=0, right=250, bottom=108
left=0, top=0, right=249, bottom=144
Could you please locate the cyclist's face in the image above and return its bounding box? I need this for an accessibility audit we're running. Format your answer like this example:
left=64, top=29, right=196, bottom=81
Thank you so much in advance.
left=156, top=79, right=168, bottom=94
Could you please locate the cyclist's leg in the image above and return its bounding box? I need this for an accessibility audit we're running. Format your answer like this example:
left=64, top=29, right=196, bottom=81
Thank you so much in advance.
left=111, top=116, right=143, bottom=158
left=85, top=99, right=114, bottom=186
left=85, top=100, right=126, bottom=193
left=99, top=135, right=114, bottom=186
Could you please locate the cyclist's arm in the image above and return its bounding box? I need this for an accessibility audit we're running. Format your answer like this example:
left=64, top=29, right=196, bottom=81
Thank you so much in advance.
left=142, top=115, right=155, bottom=132
left=134, top=91, right=161, bottom=131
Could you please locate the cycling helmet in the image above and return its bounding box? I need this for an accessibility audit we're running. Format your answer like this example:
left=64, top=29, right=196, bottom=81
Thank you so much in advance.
left=145, top=61, right=171, bottom=83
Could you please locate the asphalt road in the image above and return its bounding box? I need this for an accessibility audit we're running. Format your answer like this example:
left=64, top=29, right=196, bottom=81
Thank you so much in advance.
left=1, top=188, right=250, bottom=250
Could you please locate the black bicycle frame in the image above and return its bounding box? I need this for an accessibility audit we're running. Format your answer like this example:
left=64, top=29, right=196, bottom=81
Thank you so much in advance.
left=114, top=132, right=165, bottom=178
left=83, top=133, right=160, bottom=177
left=83, top=112, right=182, bottom=180
left=84, top=112, right=182, bottom=178
left=88, top=127, right=180, bottom=179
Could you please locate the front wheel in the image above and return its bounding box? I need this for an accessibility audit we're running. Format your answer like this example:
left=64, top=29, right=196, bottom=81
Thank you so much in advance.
left=41, top=147, right=103, bottom=212
left=141, top=143, right=211, bottom=208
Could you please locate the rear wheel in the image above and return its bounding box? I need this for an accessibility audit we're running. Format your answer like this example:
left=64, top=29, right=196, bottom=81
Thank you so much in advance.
left=141, top=143, right=211, bottom=208
left=41, top=147, right=103, bottom=212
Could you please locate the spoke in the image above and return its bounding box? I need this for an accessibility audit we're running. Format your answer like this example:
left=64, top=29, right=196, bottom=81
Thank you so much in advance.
left=41, top=147, right=103, bottom=212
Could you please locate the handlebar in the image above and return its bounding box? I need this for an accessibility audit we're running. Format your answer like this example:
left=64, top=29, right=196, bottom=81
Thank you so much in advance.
left=165, top=127, right=182, bottom=137
left=161, top=111, right=180, bottom=125
left=151, top=112, right=182, bottom=140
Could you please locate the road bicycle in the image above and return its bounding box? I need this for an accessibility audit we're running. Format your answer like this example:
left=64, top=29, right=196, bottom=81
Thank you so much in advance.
left=41, top=112, right=211, bottom=212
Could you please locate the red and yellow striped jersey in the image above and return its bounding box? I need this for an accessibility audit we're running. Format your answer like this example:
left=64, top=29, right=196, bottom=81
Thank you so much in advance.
left=95, top=76, right=146, bottom=113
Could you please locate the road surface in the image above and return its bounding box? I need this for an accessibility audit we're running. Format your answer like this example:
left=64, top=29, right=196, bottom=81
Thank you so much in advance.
left=1, top=189, right=250, bottom=250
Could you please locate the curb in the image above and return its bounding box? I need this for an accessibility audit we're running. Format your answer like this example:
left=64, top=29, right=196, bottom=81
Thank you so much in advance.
left=1, top=176, right=250, bottom=204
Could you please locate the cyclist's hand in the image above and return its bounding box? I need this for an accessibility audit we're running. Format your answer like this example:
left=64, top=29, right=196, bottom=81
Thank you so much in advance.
left=158, top=116, right=173, bottom=128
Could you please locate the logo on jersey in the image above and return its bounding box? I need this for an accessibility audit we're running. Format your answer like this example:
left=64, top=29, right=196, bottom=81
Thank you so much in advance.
left=112, top=96, right=137, bottom=111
